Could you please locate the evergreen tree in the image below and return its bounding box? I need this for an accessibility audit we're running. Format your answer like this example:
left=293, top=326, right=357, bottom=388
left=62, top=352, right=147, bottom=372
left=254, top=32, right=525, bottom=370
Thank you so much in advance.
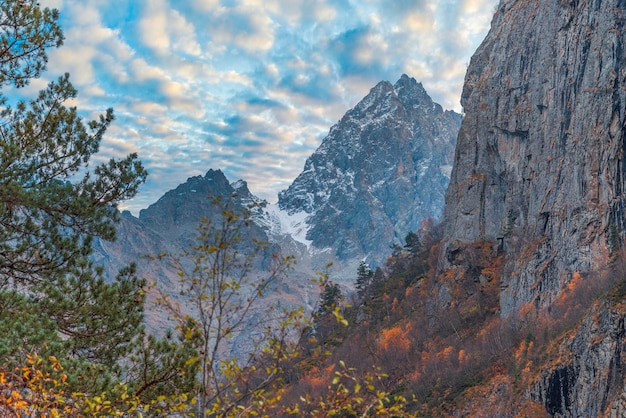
left=0, top=2, right=194, bottom=413
left=318, top=281, right=342, bottom=315
left=609, top=222, right=621, bottom=261
left=0, top=74, right=147, bottom=286
left=0, top=0, right=63, bottom=88
left=0, top=0, right=145, bottom=346
left=0, top=1, right=147, bottom=287
left=355, top=260, right=373, bottom=299
left=404, top=231, right=421, bottom=254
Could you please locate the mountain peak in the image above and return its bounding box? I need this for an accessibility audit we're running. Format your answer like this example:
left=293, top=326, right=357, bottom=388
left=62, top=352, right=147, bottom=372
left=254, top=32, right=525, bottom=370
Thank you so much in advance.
left=278, top=76, right=461, bottom=264
left=393, top=74, right=425, bottom=95
left=138, top=168, right=233, bottom=224
left=231, top=179, right=248, bottom=193
left=204, top=168, right=227, bottom=181
left=351, top=79, right=394, bottom=115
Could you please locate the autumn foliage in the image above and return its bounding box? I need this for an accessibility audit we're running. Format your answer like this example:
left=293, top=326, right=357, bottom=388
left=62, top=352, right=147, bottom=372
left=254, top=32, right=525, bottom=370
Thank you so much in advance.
left=276, top=218, right=626, bottom=416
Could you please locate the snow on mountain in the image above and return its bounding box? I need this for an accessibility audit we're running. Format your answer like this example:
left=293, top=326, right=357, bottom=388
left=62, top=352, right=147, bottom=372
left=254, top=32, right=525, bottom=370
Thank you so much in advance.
left=256, top=203, right=312, bottom=249
left=278, top=74, right=461, bottom=267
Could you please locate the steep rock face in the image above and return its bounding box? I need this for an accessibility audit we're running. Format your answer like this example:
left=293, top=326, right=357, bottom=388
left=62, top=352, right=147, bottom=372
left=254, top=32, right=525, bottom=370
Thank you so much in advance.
left=443, top=0, right=626, bottom=314
left=280, top=74, right=461, bottom=264
left=530, top=303, right=626, bottom=417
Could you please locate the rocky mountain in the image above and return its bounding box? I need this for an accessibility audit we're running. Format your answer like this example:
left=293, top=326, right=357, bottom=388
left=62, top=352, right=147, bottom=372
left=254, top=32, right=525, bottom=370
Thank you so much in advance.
left=93, top=169, right=315, bottom=331
left=530, top=301, right=626, bottom=417
left=279, top=74, right=461, bottom=267
left=94, top=169, right=269, bottom=277
left=439, top=0, right=626, bottom=415
left=93, top=76, right=461, bottom=325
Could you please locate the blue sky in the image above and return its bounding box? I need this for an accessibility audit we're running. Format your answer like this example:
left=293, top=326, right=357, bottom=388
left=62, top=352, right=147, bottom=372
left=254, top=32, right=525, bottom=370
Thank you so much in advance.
left=29, top=0, right=498, bottom=214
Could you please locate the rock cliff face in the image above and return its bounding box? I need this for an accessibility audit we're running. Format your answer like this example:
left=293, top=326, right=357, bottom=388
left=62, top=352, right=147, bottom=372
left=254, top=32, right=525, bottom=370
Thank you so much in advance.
left=280, top=74, right=460, bottom=265
left=443, top=0, right=626, bottom=315
left=441, top=1, right=626, bottom=415
left=529, top=303, right=626, bottom=417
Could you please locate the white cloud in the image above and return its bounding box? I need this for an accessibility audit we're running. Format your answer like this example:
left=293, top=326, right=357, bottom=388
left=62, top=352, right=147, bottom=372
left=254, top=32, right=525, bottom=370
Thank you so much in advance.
left=166, top=9, right=202, bottom=57
left=137, top=9, right=170, bottom=55
left=210, top=5, right=276, bottom=53
left=30, top=0, right=500, bottom=214
left=137, top=0, right=202, bottom=57
left=129, top=58, right=165, bottom=81
left=404, top=11, right=436, bottom=33
left=190, top=0, right=220, bottom=13
left=353, top=31, right=389, bottom=66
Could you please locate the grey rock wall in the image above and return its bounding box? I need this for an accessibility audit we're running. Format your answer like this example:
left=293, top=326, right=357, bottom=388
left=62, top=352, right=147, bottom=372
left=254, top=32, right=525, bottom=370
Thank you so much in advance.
left=443, top=0, right=626, bottom=315
left=530, top=303, right=626, bottom=417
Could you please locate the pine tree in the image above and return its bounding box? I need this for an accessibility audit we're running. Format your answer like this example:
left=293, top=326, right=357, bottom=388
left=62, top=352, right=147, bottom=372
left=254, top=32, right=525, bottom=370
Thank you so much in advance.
left=609, top=222, right=621, bottom=261
left=355, top=260, right=373, bottom=299
left=318, top=281, right=342, bottom=315
left=404, top=231, right=421, bottom=254
left=0, top=2, right=193, bottom=413
left=0, top=2, right=147, bottom=287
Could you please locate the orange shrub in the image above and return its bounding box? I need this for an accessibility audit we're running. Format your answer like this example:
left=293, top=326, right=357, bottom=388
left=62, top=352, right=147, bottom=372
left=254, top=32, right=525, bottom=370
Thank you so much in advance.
left=378, top=324, right=411, bottom=357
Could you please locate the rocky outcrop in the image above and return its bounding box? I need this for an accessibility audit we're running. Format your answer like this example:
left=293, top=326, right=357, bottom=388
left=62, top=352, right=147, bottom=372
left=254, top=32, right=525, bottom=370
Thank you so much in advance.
left=443, top=0, right=626, bottom=315
left=530, top=303, right=626, bottom=417
left=280, top=74, right=460, bottom=265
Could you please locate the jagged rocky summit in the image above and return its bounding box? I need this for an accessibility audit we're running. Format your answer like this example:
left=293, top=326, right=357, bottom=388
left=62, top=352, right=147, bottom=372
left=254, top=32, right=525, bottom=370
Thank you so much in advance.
left=443, top=0, right=626, bottom=315
left=93, top=169, right=276, bottom=290
left=138, top=168, right=267, bottom=247
left=279, top=74, right=461, bottom=265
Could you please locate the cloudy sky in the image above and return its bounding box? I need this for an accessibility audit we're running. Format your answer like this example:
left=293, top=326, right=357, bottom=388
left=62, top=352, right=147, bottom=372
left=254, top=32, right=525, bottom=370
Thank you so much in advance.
left=27, top=0, right=499, bottom=215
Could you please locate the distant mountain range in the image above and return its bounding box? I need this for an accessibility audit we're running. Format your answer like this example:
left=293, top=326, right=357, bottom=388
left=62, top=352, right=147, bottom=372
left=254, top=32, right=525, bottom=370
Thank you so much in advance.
left=93, top=75, right=461, bottom=329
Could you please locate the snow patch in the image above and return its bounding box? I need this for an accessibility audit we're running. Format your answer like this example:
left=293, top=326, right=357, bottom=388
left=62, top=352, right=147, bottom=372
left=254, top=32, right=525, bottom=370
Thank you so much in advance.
left=310, top=246, right=332, bottom=256
left=231, top=180, right=246, bottom=190
left=263, top=203, right=313, bottom=249
left=417, top=157, right=432, bottom=177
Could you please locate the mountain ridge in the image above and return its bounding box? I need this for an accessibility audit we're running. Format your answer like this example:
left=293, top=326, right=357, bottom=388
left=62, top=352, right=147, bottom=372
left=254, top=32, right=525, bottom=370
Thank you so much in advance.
left=279, top=74, right=461, bottom=265
left=91, top=75, right=460, bottom=333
